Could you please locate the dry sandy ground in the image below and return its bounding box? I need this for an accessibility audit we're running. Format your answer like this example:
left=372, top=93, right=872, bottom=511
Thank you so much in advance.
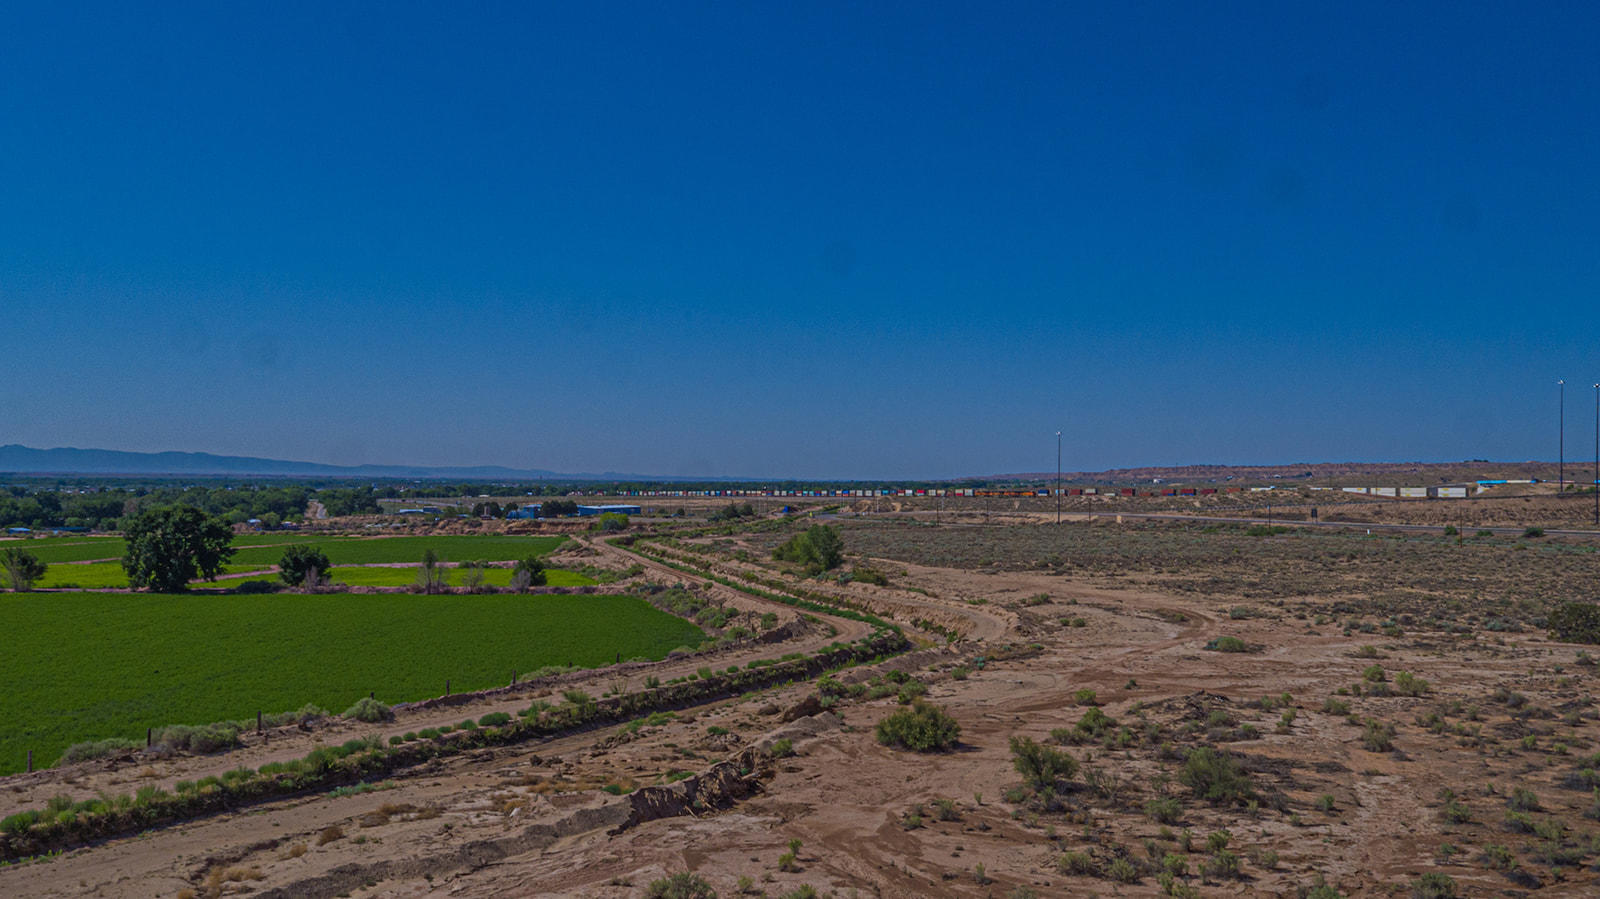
left=5, top=529, right=1600, bottom=898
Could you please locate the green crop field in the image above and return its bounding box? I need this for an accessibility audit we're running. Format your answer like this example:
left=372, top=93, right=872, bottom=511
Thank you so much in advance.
left=202, top=565, right=597, bottom=589
left=0, top=592, right=703, bottom=775
left=220, top=535, right=568, bottom=567
left=36, top=562, right=257, bottom=590
left=20, top=534, right=569, bottom=589
left=4, top=537, right=127, bottom=564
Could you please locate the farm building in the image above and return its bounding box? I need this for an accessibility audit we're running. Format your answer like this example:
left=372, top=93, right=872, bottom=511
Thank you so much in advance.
left=576, top=504, right=641, bottom=516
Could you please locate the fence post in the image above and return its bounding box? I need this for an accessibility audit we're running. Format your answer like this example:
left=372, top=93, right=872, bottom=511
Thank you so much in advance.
left=26, top=750, right=32, bottom=773
left=146, top=727, right=152, bottom=747
left=445, top=679, right=450, bottom=698
left=257, top=711, right=263, bottom=734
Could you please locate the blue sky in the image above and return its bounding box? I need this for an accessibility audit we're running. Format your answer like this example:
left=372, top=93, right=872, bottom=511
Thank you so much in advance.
left=3, top=2, right=1597, bottom=478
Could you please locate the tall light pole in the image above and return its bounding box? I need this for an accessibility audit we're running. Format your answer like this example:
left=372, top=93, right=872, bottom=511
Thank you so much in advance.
left=1056, top=430, right=1062, bottom=525
left=1559, top=380, right=1566, bottom=496
left=1593, top=383, right=1598, bottom=525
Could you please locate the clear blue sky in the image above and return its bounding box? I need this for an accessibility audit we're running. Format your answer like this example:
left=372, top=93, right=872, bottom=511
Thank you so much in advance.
left=4, top=2, right=1597, bottom=479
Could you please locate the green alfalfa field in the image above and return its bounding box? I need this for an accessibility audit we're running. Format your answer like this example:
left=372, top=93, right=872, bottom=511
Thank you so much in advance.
left=0, top=592, right=705, bottom=775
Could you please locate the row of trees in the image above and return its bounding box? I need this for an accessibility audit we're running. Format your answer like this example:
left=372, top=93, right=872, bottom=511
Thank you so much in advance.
left=0, top=485, right=383, bottom=531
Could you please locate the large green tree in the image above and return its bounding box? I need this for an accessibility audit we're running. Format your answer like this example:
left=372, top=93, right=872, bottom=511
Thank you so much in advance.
left=121, top=505, right=236, bottom=592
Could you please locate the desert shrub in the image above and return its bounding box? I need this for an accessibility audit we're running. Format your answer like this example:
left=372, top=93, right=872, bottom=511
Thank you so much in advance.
left=342, top=697, right=393, bottom=723
left=851, top=566, right=889, bottom=586
left=769, top=738, right=794, bottom=758
left=1058, top=850, right=1098, bottom=875
left=152, top=722, right=241, bottom=754
left=56, top=738, right=138, bottom=765
left=1205, top=636, right=1249, bottom=653
left=1411, top=872, right=1457, bottom=899
left=1507, top=787, right=1540, bottom=811
left=875, top=701, right=961, bottom=752
left=1361, top=719, right=1397, bottom=752
left=1393, top=671, right=1430, bottom=696
left=1107, top=856, right=1140, bottom=883
left=1362, top=664, right=1386, bottom=682
left=1145, top=796, right=1183, bottom=824
left=1523, top=526, right=1545, bottom=539
left=1073, top=688, right=1099, bottom=706
left=1179, top=747, right=1254, bottom=804
left=1009, top=735, right=1078, bottom=794
left=1549, top=601, right=1600, bottom=644
left=478, top=712, right=512, bottom=727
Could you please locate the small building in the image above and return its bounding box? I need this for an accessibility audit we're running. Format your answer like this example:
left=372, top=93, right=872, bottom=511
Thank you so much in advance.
left=576, top=504, right=641, bottom=516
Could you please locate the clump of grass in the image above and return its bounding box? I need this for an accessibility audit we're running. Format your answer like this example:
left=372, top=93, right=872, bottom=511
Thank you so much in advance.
left=316, top=824, right=345, bottom=845
left=1205, top=636, right=1250, bottom=653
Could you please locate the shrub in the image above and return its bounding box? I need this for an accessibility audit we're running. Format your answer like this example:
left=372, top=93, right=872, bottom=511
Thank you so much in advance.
left=1523, top=526, right=1545, bottom=539
left=1393, top=671, right=1430, bottom=696
left=645, top=872, right=717, bottom=898
left=769, top=738, right=794, bottom=758
left=1179, top=747, right=1254, bottom=804
left=56, top=738, right=139, bottom=765
left=152, top=722, right=241, bottom=754
left=1549, top=601, right=1600, bottom=644
left=1058, top=850, right=1098, bottom=875
left=772, top=525, right=844, bottom=574
left=851, top=566, right=889, bottom=586
left=478, top=712, right=512, bottom=727
left=1361, top=719, right=1397, bottom=752
left=1073, top=688, right=1099, bottom=706
left=1412, top=872, right=1457, bottom=899
left=1205, top=636, right=1249, bottom=653
left=1009, top=735, right=1078, bottom=794
left=342, top=697, right=393, bottom=723
left=278, top=544, right=333, bottom=587
left=0, top=547, right=47, bottom=591
left=875, top=701, right=961, bottom=752
left=1145, top=796, right=1183, bottom=824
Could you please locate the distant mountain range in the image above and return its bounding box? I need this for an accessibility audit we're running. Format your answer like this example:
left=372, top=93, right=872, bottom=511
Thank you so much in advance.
left=0, top=444, right=709, bottom=482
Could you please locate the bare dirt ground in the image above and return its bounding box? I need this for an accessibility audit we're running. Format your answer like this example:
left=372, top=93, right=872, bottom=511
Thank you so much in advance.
left=6, top=520, right=1600, bottom=897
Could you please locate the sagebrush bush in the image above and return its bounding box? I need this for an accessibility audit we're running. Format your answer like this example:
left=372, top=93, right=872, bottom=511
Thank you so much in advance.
left=875, top=701, right=961, bottom=752
left=645, top=872, right=716, bottom=899
left=1549, top=601, right=1600, bottom=644
left=1009, top=735, right=1078, bottom=794
left=55, top=738, right=138, bottom=766
left=1179, top=747, right=1254, bottom=804
left=342, top=697, right=393, bottom=723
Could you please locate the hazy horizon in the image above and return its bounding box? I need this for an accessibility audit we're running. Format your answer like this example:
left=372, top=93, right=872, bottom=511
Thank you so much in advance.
left=5, top=3, right=1598, bottom=479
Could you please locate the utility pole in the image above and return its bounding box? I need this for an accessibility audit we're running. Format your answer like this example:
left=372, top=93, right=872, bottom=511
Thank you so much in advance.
left=1560, top=379, right=1566, bottom=496
left=1593, top=383, right=1598, bottom=526
left=1056, top=430, right=1062, bottom=525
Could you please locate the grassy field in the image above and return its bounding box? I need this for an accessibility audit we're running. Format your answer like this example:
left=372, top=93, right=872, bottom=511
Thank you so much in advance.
left=0, top=592, right=703, bottom=775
